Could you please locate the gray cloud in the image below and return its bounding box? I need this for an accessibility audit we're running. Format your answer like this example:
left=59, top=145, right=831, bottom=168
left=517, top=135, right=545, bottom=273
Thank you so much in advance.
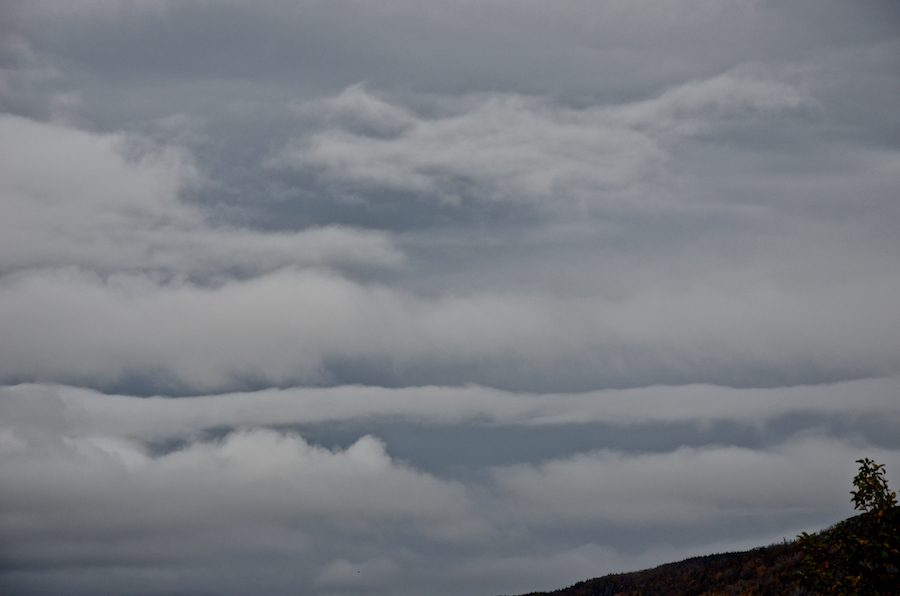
left=1, top=99, right=898, bottom=392
left=6, top=0, right=898, bottom=100
left=1, top=0, right=899, bottom=594
left=3, top=382, right=898, bottom=596
left=2, top=265, right=898, bottom=392
left=4, top=379, right=896, bottom=440
left=0, top=114, right=404, bottom=279
left=273, top=73, right=816, bottom=216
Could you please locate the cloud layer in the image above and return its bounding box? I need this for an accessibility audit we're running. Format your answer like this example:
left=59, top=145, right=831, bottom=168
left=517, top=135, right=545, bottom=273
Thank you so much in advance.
left=1, top=95, right=898, bottom=392
left=278, top=73, right=814, bottom=213
left=3, top=382, right=898, bottom=596
left=1, top=0, right=899, bottom=594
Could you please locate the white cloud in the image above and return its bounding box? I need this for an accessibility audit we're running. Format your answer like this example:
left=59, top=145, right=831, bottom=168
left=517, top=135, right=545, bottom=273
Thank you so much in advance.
left=612, top=67, right=817, bottom=135
left=1, top=263, right=897, bottom=390
left=275, top=72, right=813, bottom=214
left=0, top=114, right=404, bottom=278
left=0, top=426, right=479, bottom=567
left=489, top=437, right=895, bottom=528
left=4, top=379, right=898, bottom=444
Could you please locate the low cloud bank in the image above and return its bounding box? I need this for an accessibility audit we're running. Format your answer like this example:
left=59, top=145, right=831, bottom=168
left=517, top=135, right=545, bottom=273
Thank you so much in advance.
left=3, top=381, right=898, bottom=596
left=1, top=266, right=897, bottom=392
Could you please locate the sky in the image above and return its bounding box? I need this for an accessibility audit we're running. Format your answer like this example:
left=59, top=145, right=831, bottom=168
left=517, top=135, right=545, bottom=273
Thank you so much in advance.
left=1, top=1, right=899, bottom=595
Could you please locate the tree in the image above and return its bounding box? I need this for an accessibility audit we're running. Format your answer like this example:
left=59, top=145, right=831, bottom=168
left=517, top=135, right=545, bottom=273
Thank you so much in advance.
left=796, top=458, right=900, bottom=595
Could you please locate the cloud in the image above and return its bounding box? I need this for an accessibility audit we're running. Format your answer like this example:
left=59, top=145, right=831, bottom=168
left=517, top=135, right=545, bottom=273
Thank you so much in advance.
left=8, top=0, right=896, bottom=103
left=274, top=73, right=813, bottom=214
left=0, top=427, right=479, bottom=566
left=1, top=1, right=899, bottom=594
left=315, top=556, right=399, bottom=591
left=4, top=379, right=897, bottom=445
left=3, top=101, right=897, bottom=393
left=2, top=380, right=899, bottom=595
left=1, top=262, right=898, bottom=391
left=457, top=543, right=629, bottom=595
left=0, top=113, right=404, bottom=279
left=488, top=437, right=892, bottom=528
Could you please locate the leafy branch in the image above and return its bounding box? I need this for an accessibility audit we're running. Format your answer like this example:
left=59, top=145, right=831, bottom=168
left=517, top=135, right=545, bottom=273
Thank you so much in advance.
left=796, top=459, right=899, bottom=596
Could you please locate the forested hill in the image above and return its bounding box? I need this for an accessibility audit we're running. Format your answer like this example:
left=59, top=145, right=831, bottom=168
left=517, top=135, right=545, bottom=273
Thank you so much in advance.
left=509, top=541, right=811, bottom=596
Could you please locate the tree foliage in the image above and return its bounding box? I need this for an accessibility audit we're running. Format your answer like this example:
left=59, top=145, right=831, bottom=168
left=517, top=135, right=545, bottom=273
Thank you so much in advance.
left=797, top=458, right=900, bottom=596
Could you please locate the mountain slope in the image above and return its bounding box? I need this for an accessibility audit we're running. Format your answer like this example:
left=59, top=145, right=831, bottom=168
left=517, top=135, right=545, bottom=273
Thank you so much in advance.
left=511, top=541, right=811, bottom=596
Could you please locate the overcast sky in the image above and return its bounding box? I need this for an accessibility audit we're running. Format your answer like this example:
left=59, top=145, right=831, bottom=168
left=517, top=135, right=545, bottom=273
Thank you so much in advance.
left=1, top=1, right=899, bottom=595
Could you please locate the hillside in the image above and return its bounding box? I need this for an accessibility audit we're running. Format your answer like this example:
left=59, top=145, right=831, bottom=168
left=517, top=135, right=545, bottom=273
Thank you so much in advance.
left=510, top=541, right=811, bottom=596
